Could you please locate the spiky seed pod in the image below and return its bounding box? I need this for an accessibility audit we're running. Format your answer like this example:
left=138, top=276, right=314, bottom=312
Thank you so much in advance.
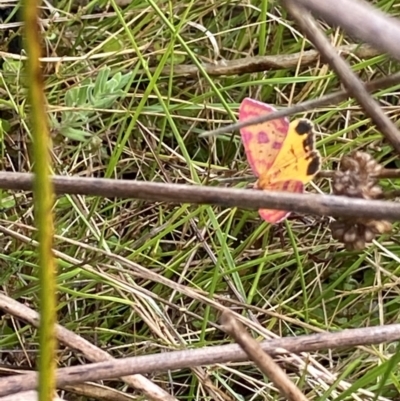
left=332, top=151, right=383, bottom=199
left=330, top=151, right=392, bottom=250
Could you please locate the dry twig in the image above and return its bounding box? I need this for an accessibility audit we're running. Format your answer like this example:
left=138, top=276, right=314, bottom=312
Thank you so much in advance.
left=0, top=292, right=400, bottom=397
left=0, top=391, right=63, bottom=401
left=0, top=172, right=400, bottom=221
left=293, top=0, right=400, bottom=62
left=199, top=72, right=400, bottom=138
left=283, top=0, right=400, bottom=154
left=158, top=44, right=378, bottom=77
left=221, top=311, right=308, bottom=401
left=0, top=295, right=177, bottom=401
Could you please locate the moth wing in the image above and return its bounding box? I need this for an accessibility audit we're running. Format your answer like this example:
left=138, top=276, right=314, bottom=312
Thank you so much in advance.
left=239, top=101, right=321, bottom=224
left=239, top=98, right=290, bottom=177
left=265, top=118, right=321, bottom=185
left=258, top=180, right=304, bottom=224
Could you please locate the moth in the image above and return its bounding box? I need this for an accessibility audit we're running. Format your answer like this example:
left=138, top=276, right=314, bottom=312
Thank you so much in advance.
left=239, top=98, right=321, bottom=223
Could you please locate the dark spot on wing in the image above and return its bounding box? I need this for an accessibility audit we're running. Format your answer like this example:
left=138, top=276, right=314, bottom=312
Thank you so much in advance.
left=295, top=119, right=313, bottom=135
left=272, top=141, right=282, bottom=150
left=306, top=152, right=321, bottom=175
left=257, top=131, right=269, bottom=143
left=295, top=120, right=316, bottom=152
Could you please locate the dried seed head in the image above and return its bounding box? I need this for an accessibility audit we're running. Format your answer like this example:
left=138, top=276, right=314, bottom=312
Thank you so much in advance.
left=352, top=239, right=366, bottom=251
left=332, top=151, right=383, bottom=199
left=364, top=228, right=376, bottom=243
left=330, top=219, right=392, bottom=251
left=330, top=221, right=346, bottom=240
left=342, top=226, right=357, bottom=243
left=330, top=151, right=391, bottom=250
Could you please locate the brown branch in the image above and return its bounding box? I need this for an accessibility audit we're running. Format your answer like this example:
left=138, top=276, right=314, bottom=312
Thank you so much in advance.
left=0, top=391, right=64, bottom=401
left=0, top=300, right=399, bottom=397
left=221, top=311, right=308, bottom=401
left=1, top=172, right=400, bottom=221
left=199, top=72, right=400, bottom=138
left=292, top=0, right=400, bottom=63
left=158, top=44, right=379, bottom=77
left=0, top=293, right=177, bottom=401
left=283, top=0, right=400, bottom=154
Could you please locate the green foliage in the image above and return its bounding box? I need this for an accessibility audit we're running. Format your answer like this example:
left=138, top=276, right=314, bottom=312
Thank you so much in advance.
left=1, top=0, right=400, bottom=400
left=52, top=67, right=133, bottom=142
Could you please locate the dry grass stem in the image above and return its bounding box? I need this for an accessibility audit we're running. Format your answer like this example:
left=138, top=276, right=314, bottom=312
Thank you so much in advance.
left=221, top=310, right=309, bottom=401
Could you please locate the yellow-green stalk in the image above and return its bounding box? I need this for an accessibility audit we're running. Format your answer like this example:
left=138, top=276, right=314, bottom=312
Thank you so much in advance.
left=22, top=1, right=57, bottom=401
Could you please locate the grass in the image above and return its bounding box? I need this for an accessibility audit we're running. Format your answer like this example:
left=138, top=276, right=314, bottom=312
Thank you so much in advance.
left=1, top=0, right=400, bottom=400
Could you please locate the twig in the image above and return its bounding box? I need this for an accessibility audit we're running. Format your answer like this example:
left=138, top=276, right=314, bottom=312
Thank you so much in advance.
left=0, top=293, right=177, bottom=401
left=0, top=391, right=63, bottom=401
left=292, top=0, right=400, bottom=63
left=283, top=0, right=400, bottom=154
left=221, top=311, right=308, bottom=401
left=1, top=172, right=400, bottom=221
left=158, top=44, right=378, bottom=77
left=199, top=72, right=400, bottom=138
left=0, top=294, right=399, bottom=397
